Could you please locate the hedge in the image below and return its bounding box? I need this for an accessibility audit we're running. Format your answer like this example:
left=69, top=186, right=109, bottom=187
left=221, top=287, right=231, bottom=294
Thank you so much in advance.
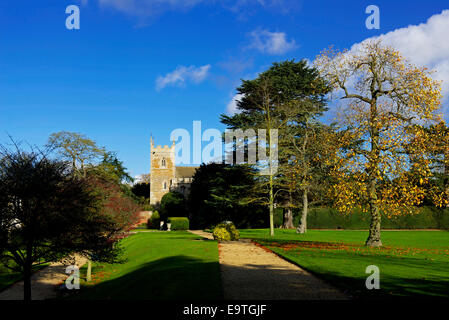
left=273, top=206, right=449, bottom=230
left=167, top=217, right=189, bottom=230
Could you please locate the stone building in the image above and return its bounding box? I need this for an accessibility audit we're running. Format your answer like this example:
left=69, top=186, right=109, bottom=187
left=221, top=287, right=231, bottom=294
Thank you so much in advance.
left=149, top=138, right=199, bottom=205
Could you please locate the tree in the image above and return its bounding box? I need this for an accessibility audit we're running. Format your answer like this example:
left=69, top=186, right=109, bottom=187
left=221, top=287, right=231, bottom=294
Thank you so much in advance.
left=414, top=121, right=449, bottom=207
left=0, top=143, right=124, bottom=300
left=160, top=191, right=188, bottom=222
left=221, top=60, right=329, bottom=236
left=87, top=151, right=138, bottom=203
left=131, top=182, right=151, bottom=200
left=278, top=122, right=336, bottom=233
left=188, top=163, right=265, bottom=229
left=47, top=131, right=104, bottom=177
left=88, top=175, right=141, bottom=236
left=92, top=151, right=134, bottom=184
left=81, top=173, right=140, bottom=282
left=316, top=41, right=443, bottom=246
left=48, top=133, right=139, bottom=277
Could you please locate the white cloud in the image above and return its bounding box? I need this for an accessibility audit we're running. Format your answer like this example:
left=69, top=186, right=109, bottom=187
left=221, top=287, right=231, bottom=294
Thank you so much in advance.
left=248, top=30, right=298, bottom=55
left=351, top=10, right=449, bottom=114
left=226, top=93, right=244, bottom=115
left=156, top=64, right=211, bottom=90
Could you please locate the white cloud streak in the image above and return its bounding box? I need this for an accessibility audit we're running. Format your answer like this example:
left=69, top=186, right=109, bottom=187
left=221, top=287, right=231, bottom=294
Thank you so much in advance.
left=156, top=64, right=211, bottom=90
left=247, top=30, right=297, bottom=55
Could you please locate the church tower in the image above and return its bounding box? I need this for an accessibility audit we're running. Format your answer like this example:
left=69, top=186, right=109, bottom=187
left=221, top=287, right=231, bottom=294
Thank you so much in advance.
left=150, top=137, right=176, bottom=205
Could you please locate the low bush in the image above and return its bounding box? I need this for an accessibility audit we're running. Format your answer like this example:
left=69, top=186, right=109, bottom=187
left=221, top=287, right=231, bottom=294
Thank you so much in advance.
left=212, top=222, right=240, bottom=241
left=147, top=211, right=161, bottom=229
left=167, top=217, right=189, bottom=230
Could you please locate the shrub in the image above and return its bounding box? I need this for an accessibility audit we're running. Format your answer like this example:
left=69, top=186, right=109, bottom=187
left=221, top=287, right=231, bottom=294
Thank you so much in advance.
left=147, top=211, right=161, bottom=229
left=160, top=192, right=188, bottom=220
left=167, top=217, right=189, bottom=230
left=212, top=222, right=240, bottom=241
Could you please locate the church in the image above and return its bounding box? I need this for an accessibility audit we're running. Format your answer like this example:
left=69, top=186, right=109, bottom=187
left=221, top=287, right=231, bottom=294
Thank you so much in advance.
left=149, top=138, right=199, bottom=205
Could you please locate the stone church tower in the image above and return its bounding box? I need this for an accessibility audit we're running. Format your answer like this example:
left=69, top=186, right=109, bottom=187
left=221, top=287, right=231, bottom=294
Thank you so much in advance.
left=149, top=137, right=198, bottom=205
left=150, top=138, right=176, bottom=205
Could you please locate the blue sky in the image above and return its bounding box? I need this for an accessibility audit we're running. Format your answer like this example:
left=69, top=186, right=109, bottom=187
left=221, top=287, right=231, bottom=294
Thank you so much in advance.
left=1, top=0, right=448, bottom=177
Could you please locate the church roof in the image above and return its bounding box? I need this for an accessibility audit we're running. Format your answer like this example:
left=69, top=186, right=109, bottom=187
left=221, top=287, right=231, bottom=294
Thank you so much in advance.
left=175, top=166, right=199, bottom=178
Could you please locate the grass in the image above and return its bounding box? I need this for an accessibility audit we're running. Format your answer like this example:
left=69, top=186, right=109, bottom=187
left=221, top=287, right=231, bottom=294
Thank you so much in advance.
left=66, top=231, right=222, bottom=300
left=240, top=229, right=449, bottom=299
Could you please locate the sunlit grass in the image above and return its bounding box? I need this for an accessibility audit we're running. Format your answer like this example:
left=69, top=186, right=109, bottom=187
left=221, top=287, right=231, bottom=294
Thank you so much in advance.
left=241, top=229, right=449, bottom=298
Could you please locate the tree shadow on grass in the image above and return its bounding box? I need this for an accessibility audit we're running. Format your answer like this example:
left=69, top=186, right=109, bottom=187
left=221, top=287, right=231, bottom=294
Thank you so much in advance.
left=308, top=270, right=449, bottom=300
left=66, top=256, right=350, bottom=300
left=65, top=255, right=223, bottom=300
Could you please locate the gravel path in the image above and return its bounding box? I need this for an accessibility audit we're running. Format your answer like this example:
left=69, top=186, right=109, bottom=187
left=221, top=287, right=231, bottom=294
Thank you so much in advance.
left=0, top=254, right=88, bottom=300
left=189, top=230, right=349, bottom=300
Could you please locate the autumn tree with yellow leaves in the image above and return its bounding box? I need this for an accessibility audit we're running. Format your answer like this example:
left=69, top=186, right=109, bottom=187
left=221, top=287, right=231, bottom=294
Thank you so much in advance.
left=316, top=41, right=444, bottom=247
left=415, top=121, right=449, bottom=208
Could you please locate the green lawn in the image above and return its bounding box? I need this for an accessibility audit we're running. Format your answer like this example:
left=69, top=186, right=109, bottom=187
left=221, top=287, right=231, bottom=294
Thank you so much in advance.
left=66, top=231, right=222, bottom=300
left=240, top=229, right=449, bottom=298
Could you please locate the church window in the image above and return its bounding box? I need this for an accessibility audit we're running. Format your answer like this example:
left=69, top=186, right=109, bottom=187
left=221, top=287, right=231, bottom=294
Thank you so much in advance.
left=161, top=158, right=166, bottom=168
left=163, top=181, right=167, bottom=190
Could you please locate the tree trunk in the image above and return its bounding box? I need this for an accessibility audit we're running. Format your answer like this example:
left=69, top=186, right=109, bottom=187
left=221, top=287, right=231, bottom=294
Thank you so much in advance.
left=23, top=264, right=32, bottom=301
left=366, top=178, right=382, bottom=246
left=282, top=192, right=294, bottom=229
left=297, top=189, right=308, bottom=234
left=366, top=209, right=382, bottom=247
left=23, top=242, right=33, bottom=301
left=282, top=208, right=294, bottom=229
left=366, top=98, right=382, bottom=247
left=86, top=260, right=92, bottom=281
left=269, top=174, right=274, bottom=236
